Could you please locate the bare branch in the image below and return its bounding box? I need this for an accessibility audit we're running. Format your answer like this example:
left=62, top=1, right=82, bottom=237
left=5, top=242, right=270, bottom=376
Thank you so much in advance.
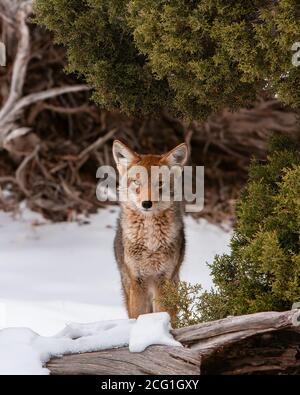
left=0, top=1, right=90, bottom=147
left=77, top=128, right=118, bottom=163
left=0, top=1, right=32, bottom=122
left=15, top=144, right=39, bottom=196
left=0, top=85, right=90, bottom=146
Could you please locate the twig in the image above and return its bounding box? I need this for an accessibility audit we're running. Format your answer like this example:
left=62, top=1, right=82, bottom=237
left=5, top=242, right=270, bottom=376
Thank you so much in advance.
left=77, top=128, right=118, bottom=168
left=0, top=85, right=90, bottom=141
left=0, top=2, right=31, bottom=124
left=15, top=144, right=39, bottom=196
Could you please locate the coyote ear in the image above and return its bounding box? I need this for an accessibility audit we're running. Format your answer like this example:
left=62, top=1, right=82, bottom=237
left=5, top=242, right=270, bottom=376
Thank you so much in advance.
left=161, top=143, right=188, bottom=167
left=112, top=140, right=138, bottom=174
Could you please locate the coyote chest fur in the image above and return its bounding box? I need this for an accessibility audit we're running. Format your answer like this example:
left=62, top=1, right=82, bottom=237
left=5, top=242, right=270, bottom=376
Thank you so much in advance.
left=112, top=140, right=188, bottom=321
left=120, top=205, right=184, bottom=278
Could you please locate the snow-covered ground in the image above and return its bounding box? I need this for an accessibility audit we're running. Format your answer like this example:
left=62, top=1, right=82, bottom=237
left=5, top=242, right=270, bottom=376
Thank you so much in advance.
left=0, top=206, right=231, bottom=336
left=0, top=313, right=180, bottom=375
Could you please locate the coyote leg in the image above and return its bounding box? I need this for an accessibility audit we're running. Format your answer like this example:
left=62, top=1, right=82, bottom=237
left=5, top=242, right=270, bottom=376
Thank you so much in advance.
left=152, top=281, right=177, bottom=326
left=127, top=281, right=150, bottom=319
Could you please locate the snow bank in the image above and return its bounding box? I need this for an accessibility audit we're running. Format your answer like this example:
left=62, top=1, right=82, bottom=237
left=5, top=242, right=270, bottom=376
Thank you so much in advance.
left=0, top=206, right=231, bottom=374
left=0, top=207, right=231, bottom=335
left=129, top=312, right=181, bottom=352
left=0, top=313, right=179, bottom=375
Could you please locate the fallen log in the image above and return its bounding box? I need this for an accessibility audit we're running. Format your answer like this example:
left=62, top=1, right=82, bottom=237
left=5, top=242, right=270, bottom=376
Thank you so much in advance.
left=47, top=309, right=300, bottom=375
left=47, top=346, right=202, bottom=375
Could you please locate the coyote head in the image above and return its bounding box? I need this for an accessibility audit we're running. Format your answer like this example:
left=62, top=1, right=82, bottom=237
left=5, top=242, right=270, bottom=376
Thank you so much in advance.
left=113, top=140, right=188, bottom=213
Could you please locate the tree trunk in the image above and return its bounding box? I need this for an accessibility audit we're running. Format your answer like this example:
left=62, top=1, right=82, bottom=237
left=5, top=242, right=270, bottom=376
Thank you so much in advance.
left=47, top=309, right=300, bottom=375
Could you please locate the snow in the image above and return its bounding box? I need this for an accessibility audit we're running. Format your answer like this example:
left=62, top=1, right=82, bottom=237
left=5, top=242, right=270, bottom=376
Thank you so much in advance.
left=0, top=205, right=231, bottom=374
left=0, top=206, right=231, bottom=336
left=0, top=207, right=126, bottom=335
left=0, top=313, right=178, bottom=375
left=129, top=312, right=181, bottom=352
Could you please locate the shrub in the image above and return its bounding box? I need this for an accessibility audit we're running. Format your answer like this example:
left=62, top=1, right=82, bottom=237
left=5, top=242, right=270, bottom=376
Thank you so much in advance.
left=204, top=135, right=300, bottom=320
left=161, top=281, right=203, bottom=328
left=34, top=0, right=300, bottom=119
left=162, top=136, right=300, bottom=325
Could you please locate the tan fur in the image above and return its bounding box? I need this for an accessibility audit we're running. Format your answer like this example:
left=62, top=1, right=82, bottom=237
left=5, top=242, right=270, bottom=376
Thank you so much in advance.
left=113, top=141, right=187, bottom=323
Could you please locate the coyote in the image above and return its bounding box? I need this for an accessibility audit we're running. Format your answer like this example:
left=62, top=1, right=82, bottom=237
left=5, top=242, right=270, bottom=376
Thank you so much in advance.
left=113, top=140, right=188, bottom=322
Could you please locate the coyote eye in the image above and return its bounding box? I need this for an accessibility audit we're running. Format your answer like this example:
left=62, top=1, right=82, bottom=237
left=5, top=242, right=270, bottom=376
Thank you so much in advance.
left=132, top=179, right=140, bottom=186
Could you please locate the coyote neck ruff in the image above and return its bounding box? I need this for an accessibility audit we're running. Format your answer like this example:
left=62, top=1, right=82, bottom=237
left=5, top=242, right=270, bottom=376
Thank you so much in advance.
left=120, top=203, right=184, bottom=274
left=113, top=140, right=188, bottom=321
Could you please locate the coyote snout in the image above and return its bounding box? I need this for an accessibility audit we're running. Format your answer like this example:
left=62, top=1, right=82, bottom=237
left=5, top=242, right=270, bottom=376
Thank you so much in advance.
left=113, top=140, right=188, bottom=323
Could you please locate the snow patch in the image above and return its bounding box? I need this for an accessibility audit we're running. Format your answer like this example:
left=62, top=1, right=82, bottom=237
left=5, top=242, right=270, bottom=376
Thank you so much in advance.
left=129, top=312, right=181, bottom=352
left=0, top=206, right=231, bottom=374
left=0, top=208, right=231, bottom=335
left=0, top=313, right=179, bottom=375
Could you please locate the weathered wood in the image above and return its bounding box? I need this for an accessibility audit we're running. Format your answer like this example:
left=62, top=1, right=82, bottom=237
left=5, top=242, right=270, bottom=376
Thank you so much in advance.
left=47, top=310, right=300, bottom=375
left=172, top=309, right=300, bottom=352
left=47, top=346, right=202, bottom=375
left=0, top=0, right=89, bottom=147
left=202, top=330, right=300, bottom=375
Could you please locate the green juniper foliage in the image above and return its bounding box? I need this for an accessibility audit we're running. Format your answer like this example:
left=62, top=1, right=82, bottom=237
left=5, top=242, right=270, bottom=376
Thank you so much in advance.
left=161, top=136, right=300, bottom=326
left=181, top=136, right=300, bottom=325
left=34, top=0, right=300, bottom=119
left=160, top=281, right=203, bottom=328
left=205, top=136, right=300, bottom=318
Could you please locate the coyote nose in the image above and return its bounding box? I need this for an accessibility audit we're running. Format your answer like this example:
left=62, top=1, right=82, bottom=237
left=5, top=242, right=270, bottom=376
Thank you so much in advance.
left=142, top=200, right=152, bottom=209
